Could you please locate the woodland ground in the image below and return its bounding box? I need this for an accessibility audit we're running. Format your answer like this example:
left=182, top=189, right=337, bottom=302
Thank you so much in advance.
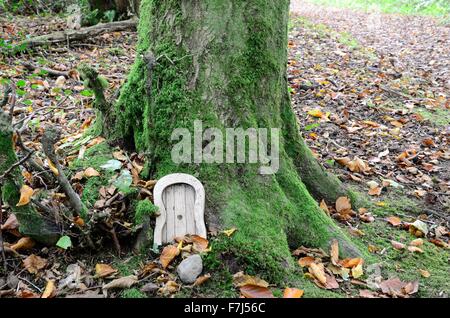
left=0, top=2, right=449, bottom=298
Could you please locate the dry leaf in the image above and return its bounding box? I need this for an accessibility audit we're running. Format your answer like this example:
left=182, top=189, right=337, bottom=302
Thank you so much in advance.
left=191, top=235, right=209, bottom=252
left=407, top=246, right=423, bottom=253
left=103, top=275, right=138, bottom=290
left=194, top=274, right=211, bottom=286
left=308, top=109, right=324, bottom=118
left=330, top=239, right=339, bottom=266
left=386, top=216, right=402, bottom=226
left=352, top=263, right=364, bottom=279
left=160, top=245, right=180, bottom=269
left=232, top=272, right=269, bottom=288
left=41, top=280, right=56, bottom=298
left=319, top=200, right=330, bottom=215
left=16, top=185, right=34, bottom=206
left=73, top=216, right=85, bottom=227
left=240, top=285, right=274, bottom=298
left=95, top=264, right=117, bottom=278
left=11, top=237, right=35, bottom=251
left=403, top=281, right=419, bottom=295
left=391, top=240, right=406, bottom=250
left=298, top=256, right=315, bottom=268
left=47, top=159, right=59, bottom=176
left=429, top=239, right=449, bottom=249
left=341, top=258, right=364, bottom=268
left=309, top=263, right=327, bottom=285
left=23, top=254, right=47, bottom=274
left=336, top=196, right=351, bottom=214
left=84, top=167, right=100, bottom=178
left=283, top=288, right=304, bottom=298
left=1, top=214, right=19, bottom=231
left=222, top=228, right=237, bottom=237
left=113, top=151, right=127, bottom=161
left=359, top=289, right=379, bottom=298
left=419, top=269, right=430, bottom=278
left=368, top=187, right=382, bottom=196
left=158, top=280, right=180, bottom=296
left=409, top=238, right=423, bottom=247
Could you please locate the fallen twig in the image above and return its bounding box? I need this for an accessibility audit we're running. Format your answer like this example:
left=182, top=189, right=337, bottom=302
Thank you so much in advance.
left=21, top=62, right=69, bottom=78
left=21, top=19, right=137, bottom=49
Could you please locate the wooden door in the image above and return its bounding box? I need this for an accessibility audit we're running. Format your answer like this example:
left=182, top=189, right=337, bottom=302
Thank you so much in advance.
left=154, top=174, right=206, bottom=246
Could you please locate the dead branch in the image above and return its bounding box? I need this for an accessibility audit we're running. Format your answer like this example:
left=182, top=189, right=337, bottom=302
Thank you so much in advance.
left=21, top=19, right=137, bottom=48
left=41, top=127, right=85, bottom=217
left=21, top=62, right=69, bottom=78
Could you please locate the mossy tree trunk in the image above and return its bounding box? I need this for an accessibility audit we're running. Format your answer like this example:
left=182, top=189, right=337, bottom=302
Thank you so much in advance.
left=0, top=111, right=59, bottom=245
left=113, top=0, right=362, bottom=281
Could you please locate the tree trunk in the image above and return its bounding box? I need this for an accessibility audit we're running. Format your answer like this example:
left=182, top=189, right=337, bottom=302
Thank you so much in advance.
left=112, top=0, right=363, bottom=281
left=0, top=111, right=59, bottom=245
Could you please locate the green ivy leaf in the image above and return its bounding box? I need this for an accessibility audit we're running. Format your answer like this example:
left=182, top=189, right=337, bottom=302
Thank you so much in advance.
left=16, top=79, right=26, bottom=88
left=56, top=235, right=72, bottom=250
left=80, top=89, right=94, bottom=97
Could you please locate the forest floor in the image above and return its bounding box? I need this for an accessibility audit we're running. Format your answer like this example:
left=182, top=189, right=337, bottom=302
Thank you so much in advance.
left=0, top=3, right=449, bottom=298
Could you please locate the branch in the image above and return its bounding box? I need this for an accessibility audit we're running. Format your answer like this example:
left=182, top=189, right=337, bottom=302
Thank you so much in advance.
left=21, top=62, right=69, bottom=78
left=0, top=150, right=34, bottom=183
left=21, top=19, right=137, bottom=48
left=41, top=127, right=85, bottom=217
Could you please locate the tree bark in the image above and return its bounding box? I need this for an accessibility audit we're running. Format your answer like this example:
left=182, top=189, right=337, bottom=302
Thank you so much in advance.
left=111, top=0, right=362, bottom=281
left=0, top=110, right=59, bottom=245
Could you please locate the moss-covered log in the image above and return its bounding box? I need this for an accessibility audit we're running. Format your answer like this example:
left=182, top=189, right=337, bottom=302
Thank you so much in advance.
left=112, top=0, right=363, bottom=281
left=0, top=111, right=59, bottom=245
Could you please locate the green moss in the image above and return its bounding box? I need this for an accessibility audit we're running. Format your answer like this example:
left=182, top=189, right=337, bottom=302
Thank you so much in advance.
left=121, top=288, right=147, bottom=298
left=134, top=199, right=158, bottom=224
left=69, top=142, right=113, bottom=171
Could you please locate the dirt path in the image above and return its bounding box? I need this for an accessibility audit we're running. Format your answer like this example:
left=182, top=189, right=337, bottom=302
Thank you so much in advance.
left=288, top=2, right=450, bottom=216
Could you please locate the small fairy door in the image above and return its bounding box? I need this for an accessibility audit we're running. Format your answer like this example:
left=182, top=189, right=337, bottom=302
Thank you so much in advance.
left=153, top=173, right=206, bottom=246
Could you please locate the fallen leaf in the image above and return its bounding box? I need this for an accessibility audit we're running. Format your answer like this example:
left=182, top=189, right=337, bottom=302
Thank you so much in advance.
left=84, top=167, right=100, bottom=178
left=330, top=239, right=339, bottom=266
left=16, top=185, right=34, bottom=206
left=352, top=263, right=364, bottom=279
left=368, top=187, right=382, bottom=196
left=240, top=285, right=274, bottom=298
left=283, top=287, right=304, bottom=298
left=194, top=274, right=211, bottom=286
left=298, top=256, right=315, bottom=268
left=403, top=281, right=419, bottom=295
left=341, top=258, right=364, bottom=268
left=419, top=269, right=430, bottom=278
left=11, top=237, right=35, bottom=251
left=409, top=239, right=423, bottom=247
left=232, top=272, right=269, bottom=288
left=73, top=216, right=85, bottom=227
left=319, top=200, right=330, bottom=215
left=309, top=263, right=327, bottom=285
left=191, top=235, right=209, bottom=253
left=428, top=239, right=449, bottom=249
left=308, top=109, right=324, bottom=118
left=47, top=159, right=59, bottom=176
left=222, top=228, right=237, bottom=237
left=160, top=245, right=180, bottom=269
left=23, top=254, right=47, bottom=274
left=336, top=196, right=351, bottom=214
left=359, top=289, right=379, bottom=298
left=407, top=246, right=423, bottom=253
left=41, top=280, right=56, bottom=298
left=158, top=280, right=179, bottom=296
left=103, top=275, right=138, bottom=290
left=113, top=151, right=128, bottom=161
left=386, top=216, right=402, bottom=227
left=391, top=240, right=406, bottom=250
left=1, top=214, right=19, bottom=231
left=95, top=264, right=117, bottom=278
left=409, top=220, right=428, bottom=236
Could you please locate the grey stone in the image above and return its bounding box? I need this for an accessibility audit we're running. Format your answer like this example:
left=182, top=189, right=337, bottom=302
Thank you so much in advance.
left=176, top=254, right=203, bottom=284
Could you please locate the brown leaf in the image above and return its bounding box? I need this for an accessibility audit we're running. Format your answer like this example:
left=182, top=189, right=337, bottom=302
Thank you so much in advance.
left=391, top=240, right=406, bottom=250
left=194, top=274, right=211, bottom=286
left=309, top=263, right=327, bottom=285
left=380, top=278, right=405, bottom=297
left=283, top=288, right=304, bottom=298
left=102, top=275, right=138, bottom=290
left=347, top=157, right=370, bottom=173
left=359, top=289, right=380, bottom=298
left=158, top=281, right=180, bottom=296
left=11, top=237, right=35, bottom=251
left=341, top=258, right=364, bottom=268
left=386, top=216, right=402, bottom=227
left=84, top=167, right=100, bottom=178
left=429, top=239, right=449, bottom=249
left=368, top=187, right=382, bottom=196
left=95, top=264, right=117, bottom=278
left=403, top=281, right=419, bottom=295
left=16, top=185, right=34, bottom=207
left=330, top=239, right=339, bottom=266
left=232, top=272, right=269, bottom=288
left=73, top=216, right=85, bottom=227
left=319, top=200, right=330, bottom=215
left=1, top=214, right=19, bottom=231
left=407, top=246, right=423, bottom=253
left=47, top=159, right=59, bottom=176
left=409, top=238, right=423, bottom=247
left=325, top=273, right=340, bottom=289
left=240, top=285, right=274, bottom=298
left=191, top=235, right=209, bottom=253
left=23, top=254, right=47, bottom=274
left=298, top=256, right=315, bottom=268
left=41, top=280, right=56, bottom=298
left=335, top=196, right=351, bottom=214
left=160, top=245, right=180, bottom=269
left=113, top=151, right=127, bottom=161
